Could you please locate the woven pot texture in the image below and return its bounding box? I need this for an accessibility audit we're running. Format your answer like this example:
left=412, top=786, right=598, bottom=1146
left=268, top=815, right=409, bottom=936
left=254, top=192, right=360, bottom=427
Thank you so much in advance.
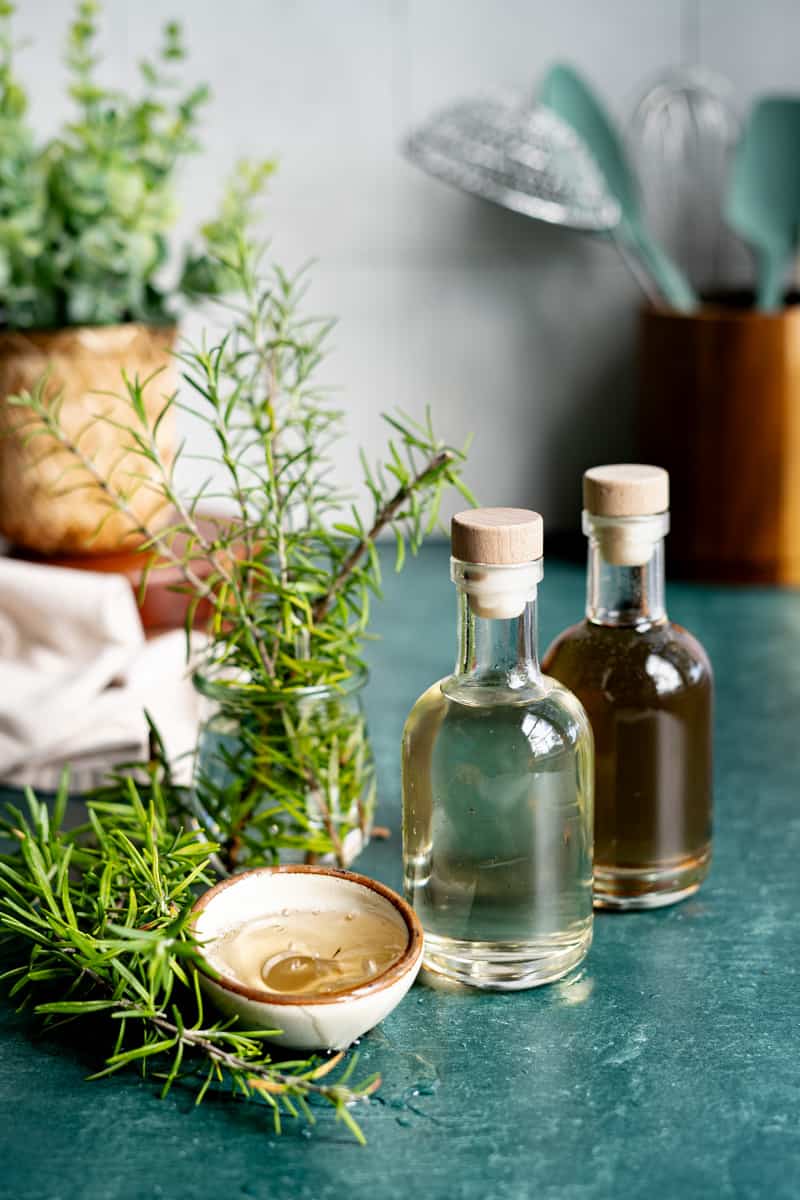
left=0, top=323, right=177, bottom=555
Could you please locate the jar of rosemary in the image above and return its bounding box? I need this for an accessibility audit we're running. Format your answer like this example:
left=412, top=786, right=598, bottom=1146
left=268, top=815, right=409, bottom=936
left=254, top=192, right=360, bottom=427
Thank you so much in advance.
left=191, top=669, right=375, bottom=874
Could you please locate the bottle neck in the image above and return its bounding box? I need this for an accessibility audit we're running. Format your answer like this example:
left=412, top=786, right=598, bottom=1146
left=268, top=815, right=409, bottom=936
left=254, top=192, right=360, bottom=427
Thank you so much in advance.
left=584, top=513, right=668, bottom=627
left=455, top=590, right=541, bottom=685
left=450, top=558, right=543, bottom=689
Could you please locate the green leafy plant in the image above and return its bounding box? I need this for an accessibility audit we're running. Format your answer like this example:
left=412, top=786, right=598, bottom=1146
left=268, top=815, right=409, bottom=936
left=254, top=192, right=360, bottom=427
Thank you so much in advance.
left=0, top=0, right=271, bottom=328
left=0, top=754, right=380, bottom=1142
left=9, top=235, right=474, bottom=870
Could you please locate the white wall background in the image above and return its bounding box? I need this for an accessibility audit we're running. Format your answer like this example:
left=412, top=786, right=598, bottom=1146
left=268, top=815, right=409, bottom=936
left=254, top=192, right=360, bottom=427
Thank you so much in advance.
left=13, top=1, right=792, bottom=534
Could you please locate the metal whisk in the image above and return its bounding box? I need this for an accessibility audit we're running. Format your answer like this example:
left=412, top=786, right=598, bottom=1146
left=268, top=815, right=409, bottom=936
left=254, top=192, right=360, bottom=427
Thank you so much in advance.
left=631, top=67, right=740, bottom=292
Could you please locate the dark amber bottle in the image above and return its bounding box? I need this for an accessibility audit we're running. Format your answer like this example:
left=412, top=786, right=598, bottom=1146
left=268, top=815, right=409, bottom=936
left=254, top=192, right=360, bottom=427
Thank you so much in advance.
left=543, top=465, right=713, bottom=909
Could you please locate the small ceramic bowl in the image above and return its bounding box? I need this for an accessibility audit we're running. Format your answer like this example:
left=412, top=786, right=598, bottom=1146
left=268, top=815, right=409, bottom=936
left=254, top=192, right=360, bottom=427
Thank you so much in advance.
left=192, top=865, right=424, bottom=1051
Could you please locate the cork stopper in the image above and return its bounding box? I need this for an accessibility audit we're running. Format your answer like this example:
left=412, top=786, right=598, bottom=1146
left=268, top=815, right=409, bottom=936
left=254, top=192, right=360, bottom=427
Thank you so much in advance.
left=582, top=465, right=669, bottom=567
left=451, top=508, right=543, bottom=565
left=583, top=464, right=669, bottom=517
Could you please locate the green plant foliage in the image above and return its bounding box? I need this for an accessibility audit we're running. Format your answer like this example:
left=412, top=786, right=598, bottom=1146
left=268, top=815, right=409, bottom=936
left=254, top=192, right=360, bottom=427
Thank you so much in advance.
left=0, top=1, right=273, bottom=329
left=0, top=753, right=380, bottom=1142
left=193, top=671, right=376, bottom=870
left=9, top=237, right=474, bottom=869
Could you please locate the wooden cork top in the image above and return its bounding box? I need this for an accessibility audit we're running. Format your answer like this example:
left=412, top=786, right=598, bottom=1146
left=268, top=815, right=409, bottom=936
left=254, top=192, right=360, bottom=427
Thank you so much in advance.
left=451, top=507, right=543, bottom=564
left=583, top=464, right=669, bottom=517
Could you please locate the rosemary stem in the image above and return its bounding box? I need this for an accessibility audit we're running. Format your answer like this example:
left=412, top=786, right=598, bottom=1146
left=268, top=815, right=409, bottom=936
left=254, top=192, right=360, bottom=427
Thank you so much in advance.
left=312, top=449, right=453, bottom=623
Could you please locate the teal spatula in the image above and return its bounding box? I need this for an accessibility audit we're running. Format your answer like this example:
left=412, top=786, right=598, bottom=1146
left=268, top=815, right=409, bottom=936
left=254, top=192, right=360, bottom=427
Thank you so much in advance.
left=539, top=63, right=699, bottom=313
left=725, top=97, right=800, bottom=312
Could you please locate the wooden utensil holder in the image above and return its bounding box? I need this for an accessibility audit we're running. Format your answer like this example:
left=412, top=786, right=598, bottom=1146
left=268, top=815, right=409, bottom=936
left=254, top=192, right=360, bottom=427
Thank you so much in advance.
left=639, top=300, right=800, bottom=584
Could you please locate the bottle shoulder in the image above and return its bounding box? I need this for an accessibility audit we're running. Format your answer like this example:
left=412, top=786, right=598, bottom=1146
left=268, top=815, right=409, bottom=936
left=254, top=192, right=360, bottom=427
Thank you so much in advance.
left=669, top=621, right=714, bottom=676
left=403, top=673, right=592, bottom=753
left=539, top=674, right=595, bottom=747
left=543, top=618, right=713, bottom=699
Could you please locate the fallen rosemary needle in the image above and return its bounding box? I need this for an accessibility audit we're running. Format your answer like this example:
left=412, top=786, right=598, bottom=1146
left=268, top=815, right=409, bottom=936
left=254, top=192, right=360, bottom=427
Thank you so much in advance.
left=0, top=772, right=379, bottom=1143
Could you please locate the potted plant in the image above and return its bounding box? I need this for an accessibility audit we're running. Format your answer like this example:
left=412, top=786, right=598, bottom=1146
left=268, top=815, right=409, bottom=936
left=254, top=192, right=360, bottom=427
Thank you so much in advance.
left=11, top=237, right=473, bottom=870
left=0, top=0, right=270, bottom=554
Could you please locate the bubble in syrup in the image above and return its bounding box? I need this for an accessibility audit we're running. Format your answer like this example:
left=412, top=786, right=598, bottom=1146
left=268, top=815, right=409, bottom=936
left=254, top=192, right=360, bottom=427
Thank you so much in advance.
left=208, top=905, right=407, bottom=997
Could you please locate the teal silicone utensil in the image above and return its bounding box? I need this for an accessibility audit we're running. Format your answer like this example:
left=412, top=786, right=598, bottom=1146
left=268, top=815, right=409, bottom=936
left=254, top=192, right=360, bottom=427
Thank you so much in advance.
left=725, top=97, right=800, bottom=312
left=539, top=63, right=699, bottom=313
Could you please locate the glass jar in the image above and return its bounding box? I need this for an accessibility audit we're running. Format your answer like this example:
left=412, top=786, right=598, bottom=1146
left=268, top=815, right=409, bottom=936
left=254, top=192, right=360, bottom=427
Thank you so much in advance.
left=191, top=669, right=375, bottom=874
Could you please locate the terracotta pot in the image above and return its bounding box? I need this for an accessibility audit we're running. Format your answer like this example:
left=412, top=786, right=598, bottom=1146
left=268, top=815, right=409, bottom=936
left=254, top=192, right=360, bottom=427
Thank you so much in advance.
left=13, top=514, right=230, bottom=634
left=0, top=322, right=177, bottom=554
left=639, top=300, right=800, bottom=584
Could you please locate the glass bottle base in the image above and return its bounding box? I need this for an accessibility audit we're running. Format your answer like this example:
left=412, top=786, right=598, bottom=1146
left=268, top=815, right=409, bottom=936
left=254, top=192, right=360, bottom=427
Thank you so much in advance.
left=593, top=847, right=711, bottom=911
left=420, top=925, right=592, bottom=991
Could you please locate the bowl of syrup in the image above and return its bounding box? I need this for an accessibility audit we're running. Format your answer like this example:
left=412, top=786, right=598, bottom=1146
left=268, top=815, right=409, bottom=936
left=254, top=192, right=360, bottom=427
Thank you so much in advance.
left=192, top=865, right=424, bottom=1050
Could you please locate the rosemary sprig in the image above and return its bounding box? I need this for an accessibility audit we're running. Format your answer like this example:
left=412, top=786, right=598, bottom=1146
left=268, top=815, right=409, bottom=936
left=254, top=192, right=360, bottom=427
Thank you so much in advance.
left=10, top=241, right=473, bottom=689
left=0, top=770, right=378, bottom=1142
left=7, top=236, right=475, bottom=870
left=311, top=446, right=455, bottom=624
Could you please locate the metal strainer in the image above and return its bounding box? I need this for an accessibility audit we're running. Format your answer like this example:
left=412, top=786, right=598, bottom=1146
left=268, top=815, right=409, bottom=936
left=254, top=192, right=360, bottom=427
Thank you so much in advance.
left=405, top=90, right=620, bottom=233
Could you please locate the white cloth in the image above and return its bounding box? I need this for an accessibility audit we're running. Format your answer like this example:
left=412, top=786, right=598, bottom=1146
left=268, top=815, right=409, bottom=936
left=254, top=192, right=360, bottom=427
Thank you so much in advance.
left=0, top=558, right=203, bottom=791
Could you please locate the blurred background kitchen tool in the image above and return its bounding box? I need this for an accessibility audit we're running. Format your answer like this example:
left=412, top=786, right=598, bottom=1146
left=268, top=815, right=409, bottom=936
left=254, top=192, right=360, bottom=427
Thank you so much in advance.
left=405, top=89, right=661, bottom=305
left=640, top=298, right=800, bottom=582
left=725, top=96, right=800, bottom=311
left=539, top=63, right=699, bottom=313
left=630, top=67, right=740, bottom=295
left=405, top=91, right=620, bottom=231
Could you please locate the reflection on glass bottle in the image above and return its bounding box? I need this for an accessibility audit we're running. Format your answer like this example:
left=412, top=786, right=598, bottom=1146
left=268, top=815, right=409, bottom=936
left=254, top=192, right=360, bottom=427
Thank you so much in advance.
left=402, top=508, right=594, bottom=990
left=544, top=465, right=713, bottom=909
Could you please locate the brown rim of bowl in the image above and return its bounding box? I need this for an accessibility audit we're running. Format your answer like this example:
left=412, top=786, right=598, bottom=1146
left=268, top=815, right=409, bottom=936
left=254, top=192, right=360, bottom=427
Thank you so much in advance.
left=190, top=864, right=424, bottom=1007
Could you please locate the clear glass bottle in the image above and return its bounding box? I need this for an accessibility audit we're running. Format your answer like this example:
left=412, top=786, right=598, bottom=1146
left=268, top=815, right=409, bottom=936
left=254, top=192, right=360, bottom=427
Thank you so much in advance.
left=402, top=508, right=594, bottom=990
left=543, top=465, right=713, bottom=909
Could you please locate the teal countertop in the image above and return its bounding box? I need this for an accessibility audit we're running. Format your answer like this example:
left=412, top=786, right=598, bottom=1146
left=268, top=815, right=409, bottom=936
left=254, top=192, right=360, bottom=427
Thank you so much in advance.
left=2, top=546, right=799, bottom=1200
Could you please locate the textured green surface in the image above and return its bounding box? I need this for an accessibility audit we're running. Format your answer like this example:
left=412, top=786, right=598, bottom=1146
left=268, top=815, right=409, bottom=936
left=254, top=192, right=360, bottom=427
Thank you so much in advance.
left=2, top=546, right=799, bottom=1200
